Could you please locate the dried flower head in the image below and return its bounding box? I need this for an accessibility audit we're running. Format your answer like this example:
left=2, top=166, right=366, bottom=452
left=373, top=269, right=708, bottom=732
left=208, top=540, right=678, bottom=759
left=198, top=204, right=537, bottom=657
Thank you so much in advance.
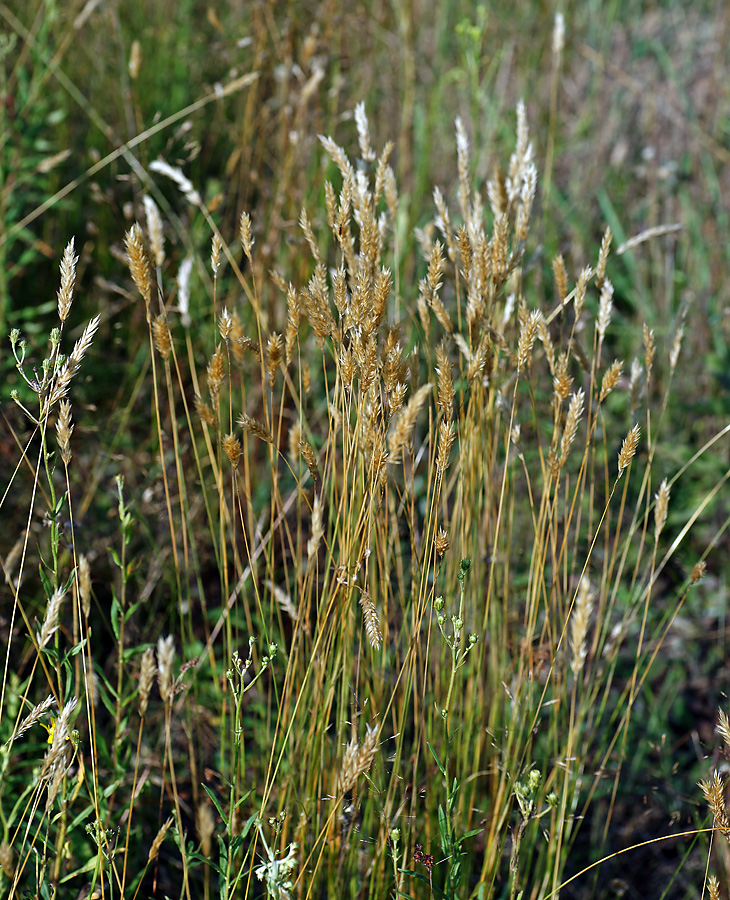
left=78, top=554, right=91, bottom=619
left=360, top=593, right=382, bottom=650
left=152, top=315, right=172, bottom=359
left=617, top=424, right=641, bottom=478
left=434, top=527, right=450, bottom=558
left=125, top=223, right=152, bottom=306
left=138, top=647, right=156, bottom=717
left=157, top=635, right=175, bottom=703
left=56, top=238, right=78, bottom=324
left=56, top=400, right=73, bottom=465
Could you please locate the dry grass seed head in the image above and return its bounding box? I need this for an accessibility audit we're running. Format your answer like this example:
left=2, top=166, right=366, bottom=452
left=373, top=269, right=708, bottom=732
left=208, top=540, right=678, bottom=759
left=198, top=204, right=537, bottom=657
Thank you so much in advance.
left=239, top=211, right=253, bottom=259
left=219, top=308, right=233, bottom=342
left=654, top=479, right=670, bottom=541
left=78, top=554, right=91, bottom=618
left=435, top=341, right=454, bottom=418
left=643, top=323, right=656, bottom=381
left=699, top=772, right=730, bottom=840
left=8, top=694, right=55, bottom=744
left=138, top=647, right=156, bottom=717
left=57, top=238, right=78, bottom=324
left=143, top=195, right=165, bottom=267
left=125, top=223, right=152, bottom=306
left=595, top=226, right=612, bottom=289
left=195, top=395, right=217, bottom=427
left=47, top=314, right=102, bottom=408
left=307, top=493, right=325, bottom=562
left=599, top=360, right=623, bottom=403
left=629, top=358, right=643, bottom=415
left=574, top=266, right=592, bottom=319
left=553, top=352, right=573, bottom=402
left=437, top=419, right=456, bottom=474
left=552, top=255, right=568, bottom=303
left=152, top=315, right=172, bottom=359
left=434, top=527, right=450, bottom=557
left=223, top=434, right=242, bottom=468
left=617, top=424, right=641, bottom=477
left=717, top=709, right=730, bottom=752
left=148, top=818, right=174, bottom=863
left=56, top=399, right=73, bottom=465
left=570, top=575, right=594, bottom=675
left=516, top=310, right=542, bottom=373
left=38, top=587, right=65, bottom=649
left=157, top=635, right=175, bottom=703
left=690, top=560, right=707, bottom=585
left=238, top=413, right=273, bottom=444
left=596, top=279, right=613, bottom=343
left=388, top=383, right=432, bottom=458
left=207, top=345, right=225, bottom=402
left=559, top=389, right=585, bottom=468
left=266, top=333, right=283, bottom=386
left=708, top=875, right=721, bottom=900
left=210, top=232, right=223, bottom=276
left=360, top=593, right=382, bottom=650
left=336, top=724, right=379, bottom=796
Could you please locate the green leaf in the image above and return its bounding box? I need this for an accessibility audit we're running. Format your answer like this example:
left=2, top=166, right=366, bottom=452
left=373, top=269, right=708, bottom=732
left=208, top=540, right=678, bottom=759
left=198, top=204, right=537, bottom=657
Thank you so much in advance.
left=456, top=827, right=482, bottom=844
left=427, top=742, right=447, bottom=778
left=437, top=805, right=450, bottom=855
left=202, top=783, right=228, bottom=823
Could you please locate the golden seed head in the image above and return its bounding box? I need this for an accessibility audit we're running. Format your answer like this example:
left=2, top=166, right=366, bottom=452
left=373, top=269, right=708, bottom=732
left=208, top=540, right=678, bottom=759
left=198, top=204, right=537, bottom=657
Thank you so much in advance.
left=434, top=527, right=450, bottom=557
left=516, top=310, right=542, bottom=373
left=152, top=315, right=172, bottom=359
left=138, top=647, right=156, bottom=717
left=157, top=635, right=175, bottom=703
left=56, top=400, right=73, bottom=465
left=599, top=360, right=623, bottom=403
left=595, top=226, right=612, bottom=289
left=617, top=424, right=641, bottom=477
left=239, top=211, right=254, bottom=259
left=699, top=772, right=730, bottom=840
left=238, top=413, right=273, bottom=444
left=654, top=478, right=670, bottom=541
left=78, top=554, right=91, bottom=619
left=124, top=223, right=152, bottom=305
left=56, top=238, right=78, bottom=324
left=195, top=395, right=217, bottom=427
left=211, top=232, right=223, bottom=275
left=143, top=195, right=165, bottom=267
left=223, top=433, right=242, bottom=468
left=690, top=560, right=707, bottom=585
left=266, top=333, right=283, bottom=386
left=207, top=345, right=225, bottom=401
left=360, top=593, right=382, bottom=650
left=552, top=255, right=568, bottom=303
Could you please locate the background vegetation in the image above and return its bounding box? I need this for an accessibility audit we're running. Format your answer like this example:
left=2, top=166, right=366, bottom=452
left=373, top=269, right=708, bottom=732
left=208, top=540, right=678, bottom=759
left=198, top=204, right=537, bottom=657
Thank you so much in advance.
left=1, top=1, right=729, bottom=898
